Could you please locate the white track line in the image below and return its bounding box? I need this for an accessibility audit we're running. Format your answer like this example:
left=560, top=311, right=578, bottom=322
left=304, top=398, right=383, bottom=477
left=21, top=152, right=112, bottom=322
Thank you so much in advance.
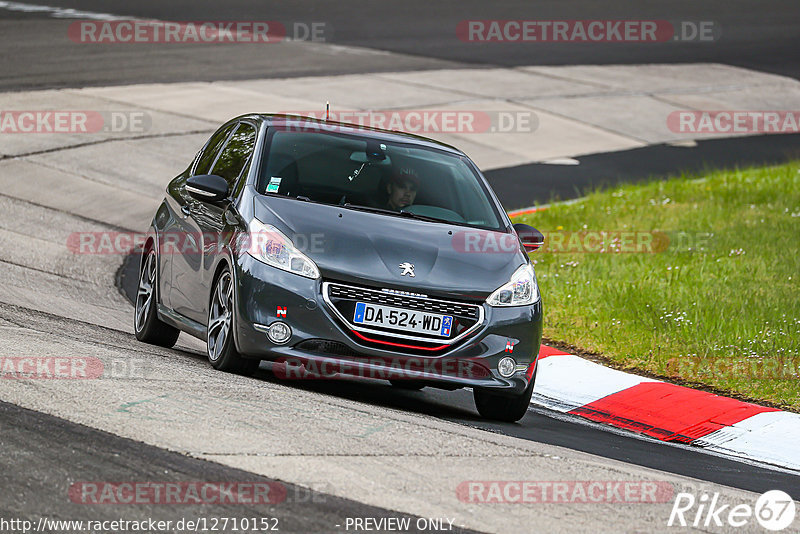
left=0, top=1, right=128, bottom=20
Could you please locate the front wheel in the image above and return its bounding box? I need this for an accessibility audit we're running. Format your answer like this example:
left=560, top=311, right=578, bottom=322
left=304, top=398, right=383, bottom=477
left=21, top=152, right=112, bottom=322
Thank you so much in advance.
left=134, top=247, right=180, bottom=348
left=473, top=368, right=536, bottom=422
left=206, top=266, right=259, bottom=375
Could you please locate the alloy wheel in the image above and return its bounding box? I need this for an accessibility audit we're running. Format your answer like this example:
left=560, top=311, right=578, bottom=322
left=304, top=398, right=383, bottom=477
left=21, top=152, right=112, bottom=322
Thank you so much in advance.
left=135, top=250, right=156, bottom=332
left=208, top=272, right=234, bottom=361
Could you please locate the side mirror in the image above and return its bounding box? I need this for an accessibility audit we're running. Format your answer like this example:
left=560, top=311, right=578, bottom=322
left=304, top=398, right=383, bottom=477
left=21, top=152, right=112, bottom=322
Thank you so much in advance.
left=513, top=223, right=544, bottom=252
left=186, top=174, right=229, bottom=202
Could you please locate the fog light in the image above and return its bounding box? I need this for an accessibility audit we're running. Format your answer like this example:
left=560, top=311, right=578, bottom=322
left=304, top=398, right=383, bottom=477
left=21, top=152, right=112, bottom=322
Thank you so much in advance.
left=268, top=321, right=292, bottom=344
left=498, top=357, right=516, bottom=378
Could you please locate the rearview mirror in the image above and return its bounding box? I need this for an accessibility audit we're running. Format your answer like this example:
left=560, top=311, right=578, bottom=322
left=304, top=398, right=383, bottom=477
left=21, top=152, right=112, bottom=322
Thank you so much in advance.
left=186, top=174, right=229, bottom=202
left=350, top=151, right=391, bottom=165
left=513, top=223, right=544, bottom=252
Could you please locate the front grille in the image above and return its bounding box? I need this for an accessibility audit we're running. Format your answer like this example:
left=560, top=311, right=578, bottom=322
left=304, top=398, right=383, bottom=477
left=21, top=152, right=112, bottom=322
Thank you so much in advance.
left=327, top=283, right=480, bottom=319
left=322, top=281, right=484, bottom=352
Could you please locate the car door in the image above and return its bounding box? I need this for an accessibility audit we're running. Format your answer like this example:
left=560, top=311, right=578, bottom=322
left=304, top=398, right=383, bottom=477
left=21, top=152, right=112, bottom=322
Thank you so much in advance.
left=167, top=122, right=236, bottom=318
left=174, top=121, right=258, bottom=324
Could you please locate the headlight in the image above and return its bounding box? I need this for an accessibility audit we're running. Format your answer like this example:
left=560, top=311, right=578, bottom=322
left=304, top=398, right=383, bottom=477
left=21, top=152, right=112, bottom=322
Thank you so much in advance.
left=247, top=219, right=320, bottom=279
left=486, top=263, right=539, bottom=307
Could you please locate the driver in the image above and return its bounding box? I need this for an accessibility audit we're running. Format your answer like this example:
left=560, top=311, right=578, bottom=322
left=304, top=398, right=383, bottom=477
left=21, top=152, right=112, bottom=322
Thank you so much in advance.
left=385, top=168, right=419, bottom=211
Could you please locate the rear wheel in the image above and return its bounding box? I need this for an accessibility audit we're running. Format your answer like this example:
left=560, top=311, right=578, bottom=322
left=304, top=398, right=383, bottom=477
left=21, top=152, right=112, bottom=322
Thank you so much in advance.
left=134, top=247, right=180, bottom=347
left=473, top=367, right=537, bottom=423
left=207, top=266, right=259, bottom=375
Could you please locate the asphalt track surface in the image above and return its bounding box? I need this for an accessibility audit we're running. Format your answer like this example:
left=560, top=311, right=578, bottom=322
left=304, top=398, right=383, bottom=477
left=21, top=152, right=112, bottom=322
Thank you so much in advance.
left=1, top=1, right=799, bottom=210
left=485, top=133, right=800, bottom=209
left=113, top=254, right=800, bottom=498
left=0, top=0, right=798, bottom=92
left=2, top=1, right=800, bottom=529
left=0, top=399, right=479, bottom=534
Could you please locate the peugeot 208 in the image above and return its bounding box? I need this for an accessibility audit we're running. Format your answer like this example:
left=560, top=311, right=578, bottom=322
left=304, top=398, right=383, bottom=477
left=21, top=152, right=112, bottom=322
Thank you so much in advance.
left=134, top=114, right=544, bottom=422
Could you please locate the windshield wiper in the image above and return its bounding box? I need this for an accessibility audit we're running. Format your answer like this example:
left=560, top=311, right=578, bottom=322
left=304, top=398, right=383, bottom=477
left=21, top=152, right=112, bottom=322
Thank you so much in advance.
left=341, top=203, right=452, bottom=224
left=398, top=209, right=452, bottom=224
left=397, top=208, right=483, bottom=229
left=341, top=203, right=395, bottom=215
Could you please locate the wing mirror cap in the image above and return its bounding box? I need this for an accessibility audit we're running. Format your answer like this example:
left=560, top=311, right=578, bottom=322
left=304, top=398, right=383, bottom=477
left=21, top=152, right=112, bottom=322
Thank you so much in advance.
left=186, top=174, right=229, bottom=202
left=513, top=223, right=544, bottom=252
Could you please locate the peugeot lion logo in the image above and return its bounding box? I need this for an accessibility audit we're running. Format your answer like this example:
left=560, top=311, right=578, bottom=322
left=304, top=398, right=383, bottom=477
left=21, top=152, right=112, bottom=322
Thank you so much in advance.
left=399, top=262, right=415, bottom=277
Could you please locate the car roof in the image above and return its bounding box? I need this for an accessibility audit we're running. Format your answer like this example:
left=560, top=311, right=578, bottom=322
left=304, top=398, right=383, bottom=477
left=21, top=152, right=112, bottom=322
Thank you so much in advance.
left=233, top=113, right=466, bottom=156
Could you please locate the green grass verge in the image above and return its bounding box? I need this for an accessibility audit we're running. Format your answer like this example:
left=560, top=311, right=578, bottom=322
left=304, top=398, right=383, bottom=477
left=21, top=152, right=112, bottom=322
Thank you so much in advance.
left=515, top=162, right=800, bottom=410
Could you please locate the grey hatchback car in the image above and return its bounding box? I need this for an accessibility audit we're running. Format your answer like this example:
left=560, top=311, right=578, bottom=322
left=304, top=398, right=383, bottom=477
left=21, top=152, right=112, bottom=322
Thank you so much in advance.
left=134, top=114, right=544, bottom=422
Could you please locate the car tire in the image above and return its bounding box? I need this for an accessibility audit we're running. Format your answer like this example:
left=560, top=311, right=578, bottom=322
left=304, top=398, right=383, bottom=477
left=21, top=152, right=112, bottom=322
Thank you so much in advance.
left=389, top=379, right=426, bottom=390
left=473, top=366, right=537, bottom=423
left=206, top=265, right=260, bottom=375
left=134, top=247, right=180, bottom=348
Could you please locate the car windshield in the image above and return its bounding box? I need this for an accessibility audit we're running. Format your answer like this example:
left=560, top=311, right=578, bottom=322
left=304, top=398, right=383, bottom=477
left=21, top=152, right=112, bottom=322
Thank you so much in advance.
left=256, top=126, right=504, bottom=230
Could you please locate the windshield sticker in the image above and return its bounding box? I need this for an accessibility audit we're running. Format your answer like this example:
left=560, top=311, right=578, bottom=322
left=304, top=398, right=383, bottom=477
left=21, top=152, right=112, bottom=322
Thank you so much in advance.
left=267, top=176, right=282, bottom=193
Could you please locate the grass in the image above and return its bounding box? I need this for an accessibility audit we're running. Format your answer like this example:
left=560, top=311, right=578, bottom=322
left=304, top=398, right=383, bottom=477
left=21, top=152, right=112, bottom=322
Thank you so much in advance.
left=515, top=162, right=800, bottom=411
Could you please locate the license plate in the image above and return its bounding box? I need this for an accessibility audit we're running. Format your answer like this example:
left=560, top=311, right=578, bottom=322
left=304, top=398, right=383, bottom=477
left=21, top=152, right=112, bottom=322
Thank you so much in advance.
left=353, top=302, right=453, bottom=337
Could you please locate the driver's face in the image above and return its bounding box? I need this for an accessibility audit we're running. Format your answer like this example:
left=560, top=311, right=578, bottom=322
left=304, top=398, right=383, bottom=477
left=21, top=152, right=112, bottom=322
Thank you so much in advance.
left=386, top=180, right=418, bottom=210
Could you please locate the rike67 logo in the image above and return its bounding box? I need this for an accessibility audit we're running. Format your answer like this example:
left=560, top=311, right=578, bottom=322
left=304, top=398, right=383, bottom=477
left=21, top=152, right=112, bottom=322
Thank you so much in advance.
left=668, top=490, right=796, bottom=531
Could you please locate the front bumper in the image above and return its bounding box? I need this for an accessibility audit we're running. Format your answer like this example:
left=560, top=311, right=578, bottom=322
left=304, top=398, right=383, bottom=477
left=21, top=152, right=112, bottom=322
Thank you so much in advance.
left=233, top=254, right=543, bottom=393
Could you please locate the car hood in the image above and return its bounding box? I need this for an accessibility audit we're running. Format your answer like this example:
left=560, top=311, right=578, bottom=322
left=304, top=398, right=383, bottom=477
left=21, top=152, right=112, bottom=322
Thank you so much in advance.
left=253, top=196, right=525, bottom=300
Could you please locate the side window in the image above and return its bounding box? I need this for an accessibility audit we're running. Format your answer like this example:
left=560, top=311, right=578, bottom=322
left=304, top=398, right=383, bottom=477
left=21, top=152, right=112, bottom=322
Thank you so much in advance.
left=211, top=123, right=258, bottom=187
left=194, top=123, right=236, bottom=176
